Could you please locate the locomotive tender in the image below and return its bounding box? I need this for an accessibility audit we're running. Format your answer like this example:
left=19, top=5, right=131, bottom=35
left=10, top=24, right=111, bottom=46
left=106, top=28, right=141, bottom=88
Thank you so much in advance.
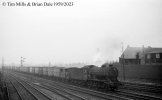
left=11, top=63, right=119, bottom=91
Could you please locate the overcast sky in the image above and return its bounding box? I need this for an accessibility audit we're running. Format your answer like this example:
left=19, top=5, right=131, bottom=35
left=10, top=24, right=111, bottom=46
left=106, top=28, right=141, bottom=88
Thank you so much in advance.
left=0, top=0, right=162, bottom=66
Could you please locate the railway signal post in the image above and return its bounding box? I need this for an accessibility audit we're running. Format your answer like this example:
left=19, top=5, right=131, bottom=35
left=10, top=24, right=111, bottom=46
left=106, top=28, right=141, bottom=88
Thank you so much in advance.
left=21, top=57, right=25, bottom=67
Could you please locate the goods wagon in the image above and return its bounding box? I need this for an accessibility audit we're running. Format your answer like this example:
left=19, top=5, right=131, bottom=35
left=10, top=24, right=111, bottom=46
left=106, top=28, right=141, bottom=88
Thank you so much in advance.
left=65, top=67, right=86, bottom=81
left=19, top=67, right=24, bottom=72
left=43, top=67, right=48, bottom=76
left=59, top=67, right=66, bottom=78
left=47, top=67, right=54, bottom=76
left=45, top=67, right=66, bottom=78
left=35, top=67, right=39, bottom=74
left=30, top=67, right=35, bottom=74
left=16, top=67, right=30, bottom=73
left=23, top=67, right=30, bottom=72
left=11, top=67, right=16, bottom=70
left=29, top=67, right=32, bottom=73
left=26, top=67, right=30, bottom=73
left=16, top=67, right=20, bottom=71
left=19, top=67, right=23, bottom=72
left=38, top=67, right=43, bottom=75
left=53, top=67, right=61, bottom=77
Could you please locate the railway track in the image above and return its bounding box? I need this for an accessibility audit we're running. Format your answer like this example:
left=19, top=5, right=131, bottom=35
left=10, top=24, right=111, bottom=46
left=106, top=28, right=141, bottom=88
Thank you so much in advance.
left=121, top=81, right=162, bottom=93
left=14, top=79, right=69, bottom=100
left=2, top=79, right=11, bottom=100
left=11, top=71, right=150, bottom=100
left=119, top=81, right=162, bottom=99
left=42, top=78, right=162, bottom=100
left=5, top=78, right=23, bottom=100
left=11, top=73, right=113, bottom=100
left=7, top=71, right=162, bottom=100
left=6, top=74, right=53, bottom=100
left=35, top=80, right=124, bottom=100
left=116, top=89, right=162, bottom=100
left=32, top=81, right=89, bottom=100
left=9, top=72, right=101, bottom=100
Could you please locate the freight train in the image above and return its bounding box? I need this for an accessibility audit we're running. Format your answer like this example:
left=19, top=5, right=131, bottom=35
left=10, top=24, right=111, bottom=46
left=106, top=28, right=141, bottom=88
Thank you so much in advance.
left=9, top=63, right=120, bottom=91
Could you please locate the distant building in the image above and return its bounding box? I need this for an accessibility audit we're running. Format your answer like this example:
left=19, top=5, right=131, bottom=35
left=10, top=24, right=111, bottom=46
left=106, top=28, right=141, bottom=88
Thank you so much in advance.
left=119, top=45, right=162, bottom=64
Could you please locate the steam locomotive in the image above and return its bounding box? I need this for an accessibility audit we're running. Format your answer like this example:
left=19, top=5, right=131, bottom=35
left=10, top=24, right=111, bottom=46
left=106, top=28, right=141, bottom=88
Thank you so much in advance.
left=10, top=63, right=120, bottom=91
left=66, top=63, right=119, bottom=90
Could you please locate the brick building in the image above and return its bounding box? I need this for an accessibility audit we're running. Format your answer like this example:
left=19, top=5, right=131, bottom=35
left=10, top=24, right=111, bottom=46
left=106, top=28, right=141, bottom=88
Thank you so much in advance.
left=119, top=46, right=162, bottom=64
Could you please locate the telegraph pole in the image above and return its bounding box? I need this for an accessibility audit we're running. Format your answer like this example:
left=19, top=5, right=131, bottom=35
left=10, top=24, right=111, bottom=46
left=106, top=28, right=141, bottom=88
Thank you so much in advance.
left=122, top=42, right=125, bottom=81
